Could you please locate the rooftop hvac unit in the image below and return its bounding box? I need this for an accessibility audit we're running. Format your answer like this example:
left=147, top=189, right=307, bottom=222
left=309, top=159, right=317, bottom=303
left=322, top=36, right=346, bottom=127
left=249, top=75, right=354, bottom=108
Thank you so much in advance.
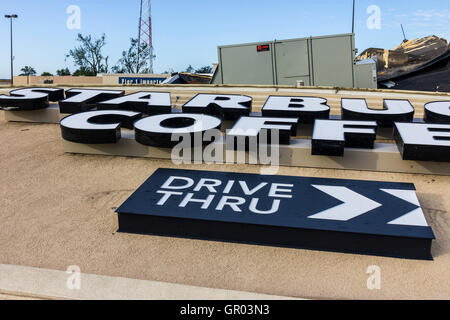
left=212, top=33, right=360, bottom=88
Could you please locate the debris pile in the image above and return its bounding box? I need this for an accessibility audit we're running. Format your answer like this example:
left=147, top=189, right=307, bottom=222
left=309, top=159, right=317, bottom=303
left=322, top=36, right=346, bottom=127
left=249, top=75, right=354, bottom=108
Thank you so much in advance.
left=162, top=72, right=212, bottom=85
left=393, top=36, right=448, bottom=59
left=357, top=35, right=449, bottom=92
left=357, top=35, right=448, bottom=76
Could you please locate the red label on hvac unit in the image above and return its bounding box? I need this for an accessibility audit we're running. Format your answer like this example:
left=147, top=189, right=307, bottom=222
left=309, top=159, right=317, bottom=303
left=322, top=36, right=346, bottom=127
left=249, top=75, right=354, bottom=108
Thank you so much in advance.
left=257, top=44, right=270, bottom=52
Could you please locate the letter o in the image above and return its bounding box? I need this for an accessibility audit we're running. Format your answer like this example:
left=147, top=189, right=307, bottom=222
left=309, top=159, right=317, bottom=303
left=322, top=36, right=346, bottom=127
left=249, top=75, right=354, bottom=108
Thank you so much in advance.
left=134, top=113, right=222, bottom=147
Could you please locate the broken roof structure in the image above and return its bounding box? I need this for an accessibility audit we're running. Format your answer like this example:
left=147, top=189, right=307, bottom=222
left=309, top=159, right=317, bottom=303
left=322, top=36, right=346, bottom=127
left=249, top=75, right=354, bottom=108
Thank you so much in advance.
left=357, top=35, right=449, bottom=92
left=162, top=72, right=212, bottom=85
left=379, top=48, right=450, bottom=92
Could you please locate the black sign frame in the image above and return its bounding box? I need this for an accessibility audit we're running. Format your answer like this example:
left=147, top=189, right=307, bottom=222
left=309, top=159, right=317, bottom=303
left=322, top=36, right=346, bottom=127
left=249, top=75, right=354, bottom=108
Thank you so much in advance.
left=117, top=168, right=435, bottom=260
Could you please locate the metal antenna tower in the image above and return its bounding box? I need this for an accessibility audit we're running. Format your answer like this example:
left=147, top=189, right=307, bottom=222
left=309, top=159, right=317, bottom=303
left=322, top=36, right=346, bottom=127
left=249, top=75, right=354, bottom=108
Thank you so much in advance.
left=137, top=0, right=153, bottom=74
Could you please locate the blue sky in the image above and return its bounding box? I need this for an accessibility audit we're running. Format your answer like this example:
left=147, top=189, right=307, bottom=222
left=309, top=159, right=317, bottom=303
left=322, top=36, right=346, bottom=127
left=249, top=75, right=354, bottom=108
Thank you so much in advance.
left=0, top=0, right=449, bottom=78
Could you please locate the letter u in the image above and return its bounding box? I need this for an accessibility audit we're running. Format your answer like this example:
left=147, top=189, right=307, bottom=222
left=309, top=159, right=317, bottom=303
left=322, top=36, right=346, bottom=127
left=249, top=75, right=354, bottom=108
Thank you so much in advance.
left=249, top=198, right=280, bottom=215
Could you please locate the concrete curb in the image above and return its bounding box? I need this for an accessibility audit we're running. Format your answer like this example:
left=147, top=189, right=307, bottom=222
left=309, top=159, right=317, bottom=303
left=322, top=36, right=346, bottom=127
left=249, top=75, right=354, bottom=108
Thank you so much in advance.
left=0, top=264, right=300, bottom=300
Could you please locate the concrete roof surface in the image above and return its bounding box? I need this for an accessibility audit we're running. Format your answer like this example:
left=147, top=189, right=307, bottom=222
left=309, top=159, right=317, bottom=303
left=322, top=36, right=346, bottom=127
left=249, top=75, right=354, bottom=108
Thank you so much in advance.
left=0, top=112, right=449, bottom=300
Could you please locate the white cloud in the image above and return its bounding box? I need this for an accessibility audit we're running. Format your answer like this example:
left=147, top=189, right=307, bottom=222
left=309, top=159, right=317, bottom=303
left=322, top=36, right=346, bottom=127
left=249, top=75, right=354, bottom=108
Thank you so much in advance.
left=414, top=9, right=450, bottom=20
left=392, top=9, right=450, bottom=40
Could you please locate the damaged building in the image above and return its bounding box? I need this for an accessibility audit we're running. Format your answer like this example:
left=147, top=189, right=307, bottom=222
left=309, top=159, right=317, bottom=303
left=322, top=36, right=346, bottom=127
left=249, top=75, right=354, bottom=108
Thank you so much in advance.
left=357, top=35, right=449, bottom=92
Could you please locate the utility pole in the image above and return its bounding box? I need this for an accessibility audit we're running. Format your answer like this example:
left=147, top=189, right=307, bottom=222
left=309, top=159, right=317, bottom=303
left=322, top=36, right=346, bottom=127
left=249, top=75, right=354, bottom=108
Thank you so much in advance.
left=352, top=0, right=356, bottom=34
left=5, top=14, right=18, bottom=86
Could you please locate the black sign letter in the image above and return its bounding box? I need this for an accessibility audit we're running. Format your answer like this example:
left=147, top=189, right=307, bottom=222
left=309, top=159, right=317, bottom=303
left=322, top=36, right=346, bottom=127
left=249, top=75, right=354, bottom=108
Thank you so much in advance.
left=312, top=120, right=378, bottom=156
left=59, top=89, right=125, bottom=114
left=134, top=113, right=222, bottom=147
left=60, top=110, right=142, bottom=144
left=0, top=88, right=64, bottom=110
left=182, top=94, right=252, bottom=120
left=424, top=101, right=450, bottom=124
left=342, top=99, right=414, bottom=127
left=394, top=122, right=450, bottom=161
left=262, top=96, right=330, bottom=123
left=98, top=91, right=172, bottom=115
left=227, top=117, right=298, bottom=146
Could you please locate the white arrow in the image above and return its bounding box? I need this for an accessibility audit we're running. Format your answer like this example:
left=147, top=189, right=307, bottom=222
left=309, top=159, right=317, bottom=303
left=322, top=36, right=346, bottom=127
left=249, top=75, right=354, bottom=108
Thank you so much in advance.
left=381, top=189, right=429, bottom=227
left=308, top=185, right=382, bottom=221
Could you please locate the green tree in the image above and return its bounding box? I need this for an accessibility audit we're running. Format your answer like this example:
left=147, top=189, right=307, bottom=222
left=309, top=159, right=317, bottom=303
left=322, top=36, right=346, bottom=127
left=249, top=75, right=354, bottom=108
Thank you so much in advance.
left=162, top=68, right=175, bottom=74
left=67, top=33, right=109, bottom=75
left=112, top=38, right=155, bottom=74
left=56, top=68, right=71, bottom=76
left=185, top=65, right=194, bottom=73
left=41, top=72, right=53, bottom=76
left=72, top=68, right=96, bottom=76
left=19, top=66, right=37, bottom=76
left=195, top=66, right=213, bottom=74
